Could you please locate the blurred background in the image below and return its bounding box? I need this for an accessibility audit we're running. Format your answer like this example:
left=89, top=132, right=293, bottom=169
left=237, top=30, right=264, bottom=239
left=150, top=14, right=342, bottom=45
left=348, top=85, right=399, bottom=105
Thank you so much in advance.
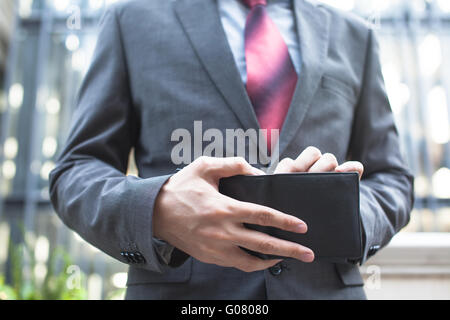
left=0, top=0, right=449, bottom=300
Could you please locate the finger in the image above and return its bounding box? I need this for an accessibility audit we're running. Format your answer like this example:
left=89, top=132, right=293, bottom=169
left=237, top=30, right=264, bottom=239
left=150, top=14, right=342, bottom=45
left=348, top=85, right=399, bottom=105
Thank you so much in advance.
left=225, top=246, right=283, bottom=272
left=291, top=146, right=322, bottom=172
left=308, top=153, right=338, bottom=173
left=335, top=161, right=364, bottom=180
left=233, top=227, right=315, bottom=263
left=231, top=200, right=308, bottom=233
left=195, top=156, right=264, bottom=179
left=274, top=146, right=323, bottom=174
left=274, top=158, right=295, bottom=174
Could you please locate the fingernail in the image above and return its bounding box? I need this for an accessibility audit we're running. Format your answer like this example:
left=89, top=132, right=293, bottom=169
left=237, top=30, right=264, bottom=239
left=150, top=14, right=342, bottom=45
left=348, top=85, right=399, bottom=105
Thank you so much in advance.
left=302, top=251, right=314, bottom=262
left=296, top=223, right=307, bottom=233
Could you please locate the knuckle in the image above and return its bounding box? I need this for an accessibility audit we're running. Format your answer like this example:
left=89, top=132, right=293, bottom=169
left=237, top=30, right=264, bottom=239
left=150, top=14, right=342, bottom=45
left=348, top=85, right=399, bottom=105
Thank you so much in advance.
left=275, top=158, right=295, bottom=173
left=255, top=210, right=273, bottom=226
left=220, top=201, right=236, bottom=217
left=192, top=187, right=207, bottom=198
left=204, top=157, right=216, bottom=168
left=213, top=207, right=230, bottom=220
left=213, top=226, right=234, bottom=242
left=306, top=146, right=321, bottom=158
left=195, top=156, right=212, bottom=170
left=214, top=199, right=237, bottom=217
left=258, top=240, right=276, bottom=253
left=356, top=161, right=364, bottom=170
left=280, top=157, right=294, bottom=165
left=282, top=217, right=297, bottom=230
left=289, top=246, right=303, bottom=258
left=214, top=232, right=231, bottom=242
left=233, top=157, right=248, bottom=171
left=323, top=153, right=338, bottom=166
left=323, top=153, right=337, bottom=162
left=197, top=202, right=213, bottom=217
left=195, top=155, right=208, bottom=165
left=198, top=227, right=218, bottom=240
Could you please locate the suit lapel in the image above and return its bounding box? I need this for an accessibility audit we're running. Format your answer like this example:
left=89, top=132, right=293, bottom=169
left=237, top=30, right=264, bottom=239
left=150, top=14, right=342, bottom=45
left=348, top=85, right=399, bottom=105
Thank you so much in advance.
left=174, top=0, right=330, bottom=164
left=276, top=0, right=330, bottom=158
left=174, top=0, right=265, bottom=160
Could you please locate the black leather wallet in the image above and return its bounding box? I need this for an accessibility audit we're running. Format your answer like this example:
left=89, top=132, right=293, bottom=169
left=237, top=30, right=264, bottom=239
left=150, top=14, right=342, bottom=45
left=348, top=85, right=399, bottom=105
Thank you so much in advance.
left=219, top=172, right=362, bottom=263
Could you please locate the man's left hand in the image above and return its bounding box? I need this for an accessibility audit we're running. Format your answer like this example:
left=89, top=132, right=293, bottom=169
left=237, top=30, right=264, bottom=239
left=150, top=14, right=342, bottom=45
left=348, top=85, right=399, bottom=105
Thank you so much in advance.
left=274, top=146, right=364, bottom=179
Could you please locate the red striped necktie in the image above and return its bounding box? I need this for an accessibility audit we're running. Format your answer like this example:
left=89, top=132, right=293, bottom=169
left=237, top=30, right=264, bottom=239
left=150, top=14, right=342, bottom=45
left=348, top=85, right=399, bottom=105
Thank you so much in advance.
left=242, top=0, right=298, bottom=153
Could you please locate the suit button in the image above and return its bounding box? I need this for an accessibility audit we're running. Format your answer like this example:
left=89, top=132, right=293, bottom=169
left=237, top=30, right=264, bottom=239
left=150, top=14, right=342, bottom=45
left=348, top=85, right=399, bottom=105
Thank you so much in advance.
left=135, top=252, right=145, bottom=264
left=121, top=252, right=130, bottom=263
left=128, top=252, right=137, bottom=263
left=368, top=245, right=381, bottom=257
left=269, top=263, right=282, bottom=276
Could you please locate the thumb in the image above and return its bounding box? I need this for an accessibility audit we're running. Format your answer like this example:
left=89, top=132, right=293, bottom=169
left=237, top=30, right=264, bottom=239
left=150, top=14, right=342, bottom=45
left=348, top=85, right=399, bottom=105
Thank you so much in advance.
left=196, top=156, right=264, bottom=181
left=213, top=157, right=265, bottom=178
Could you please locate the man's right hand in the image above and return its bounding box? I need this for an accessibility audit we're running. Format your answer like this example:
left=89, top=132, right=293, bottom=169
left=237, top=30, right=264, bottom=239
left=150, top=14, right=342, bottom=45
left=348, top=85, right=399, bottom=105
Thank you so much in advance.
left=153, top=156, right=314, bottom=272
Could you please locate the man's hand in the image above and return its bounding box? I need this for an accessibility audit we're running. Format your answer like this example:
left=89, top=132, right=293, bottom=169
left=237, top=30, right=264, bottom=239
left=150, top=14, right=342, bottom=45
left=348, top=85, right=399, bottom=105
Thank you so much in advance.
left=153, top=156, right=314, bottom=272
left=274, top=146, right=364, bottom=179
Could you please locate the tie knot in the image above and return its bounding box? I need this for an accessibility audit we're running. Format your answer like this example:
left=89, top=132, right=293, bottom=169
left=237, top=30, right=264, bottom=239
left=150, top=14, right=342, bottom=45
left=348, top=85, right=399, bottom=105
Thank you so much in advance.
left=242, top=0, right=267, bottom=8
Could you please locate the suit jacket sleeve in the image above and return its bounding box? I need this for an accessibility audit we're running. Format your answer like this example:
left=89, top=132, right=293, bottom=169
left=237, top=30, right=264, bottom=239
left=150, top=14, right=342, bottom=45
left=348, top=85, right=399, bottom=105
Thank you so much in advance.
left=349, top=28, right=414, bottom=264
left=49, top=7, right=170, bottom=273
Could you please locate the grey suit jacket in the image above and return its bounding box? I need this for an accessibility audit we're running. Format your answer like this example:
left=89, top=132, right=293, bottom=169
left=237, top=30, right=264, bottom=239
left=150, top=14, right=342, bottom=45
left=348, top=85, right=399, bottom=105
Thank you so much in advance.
left=49, top=0, right=414, bottom=300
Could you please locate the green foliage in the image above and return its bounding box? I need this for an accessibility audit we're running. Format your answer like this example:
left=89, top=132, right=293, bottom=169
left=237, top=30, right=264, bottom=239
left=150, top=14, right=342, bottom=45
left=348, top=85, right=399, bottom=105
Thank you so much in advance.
left=0, top=276, right=16, bottom=300
left=106, top=288, right=126, bottom=300
left=0, top=236, right=88, bottom=300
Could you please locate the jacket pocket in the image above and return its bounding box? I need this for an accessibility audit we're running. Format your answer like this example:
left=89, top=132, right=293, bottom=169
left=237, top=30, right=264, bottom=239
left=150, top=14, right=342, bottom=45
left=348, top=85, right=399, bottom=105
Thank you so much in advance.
left=126, top=257, right=193, bottom=285
left=334, top=262, right=364, bottom=287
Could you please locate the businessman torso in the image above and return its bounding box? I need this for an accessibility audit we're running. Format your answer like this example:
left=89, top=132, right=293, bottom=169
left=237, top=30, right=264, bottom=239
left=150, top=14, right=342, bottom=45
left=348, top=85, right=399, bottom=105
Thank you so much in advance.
left=119, top=0, right=364, bottom=299
left=50, top=0, right=413, bottom=299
